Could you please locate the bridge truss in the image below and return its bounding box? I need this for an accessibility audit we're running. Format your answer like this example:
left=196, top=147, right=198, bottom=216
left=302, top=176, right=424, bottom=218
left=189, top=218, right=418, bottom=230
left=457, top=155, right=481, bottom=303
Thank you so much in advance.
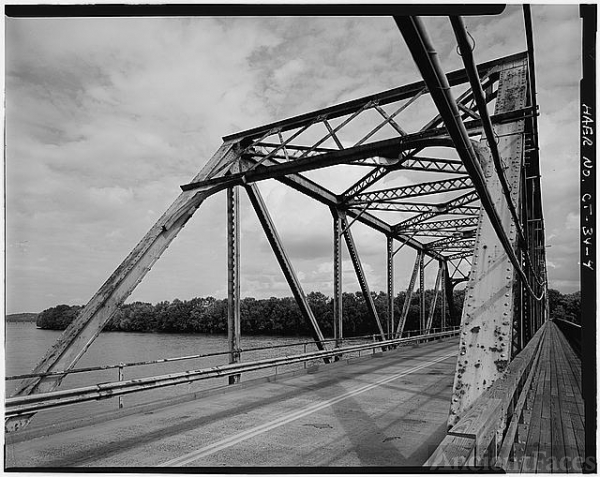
left=8, top=8, right=548, bottom=434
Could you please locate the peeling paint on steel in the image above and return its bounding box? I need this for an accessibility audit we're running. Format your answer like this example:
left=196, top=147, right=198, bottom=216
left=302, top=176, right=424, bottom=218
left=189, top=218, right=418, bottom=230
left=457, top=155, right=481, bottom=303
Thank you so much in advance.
left=448, top=62, right=528, bottom=427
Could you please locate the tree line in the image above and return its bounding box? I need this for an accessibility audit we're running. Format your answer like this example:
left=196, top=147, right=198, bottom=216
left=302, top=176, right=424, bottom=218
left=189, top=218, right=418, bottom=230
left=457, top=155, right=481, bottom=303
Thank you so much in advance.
left=35, top=288, right=580, bottom=336
left=547, top=289, right=581, bottom=324
left=35, top=289, right=466, bottom=337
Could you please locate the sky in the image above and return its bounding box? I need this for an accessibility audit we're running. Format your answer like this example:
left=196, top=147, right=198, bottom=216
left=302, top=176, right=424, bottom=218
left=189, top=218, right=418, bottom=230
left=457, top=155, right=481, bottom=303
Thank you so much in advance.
left=5, top=5, right=582, bottom=315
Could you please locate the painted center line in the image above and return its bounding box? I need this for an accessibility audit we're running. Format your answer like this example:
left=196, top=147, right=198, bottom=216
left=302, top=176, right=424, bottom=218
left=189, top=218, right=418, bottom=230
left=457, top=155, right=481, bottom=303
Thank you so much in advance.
left=158, top=352, right=455, bottom=467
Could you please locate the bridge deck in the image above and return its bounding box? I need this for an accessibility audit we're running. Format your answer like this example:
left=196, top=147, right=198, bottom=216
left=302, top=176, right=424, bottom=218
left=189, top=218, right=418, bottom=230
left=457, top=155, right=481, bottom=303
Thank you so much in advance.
left=516, top=322, right=584, bottom=473
left=6, top=337, right=459, bottom=469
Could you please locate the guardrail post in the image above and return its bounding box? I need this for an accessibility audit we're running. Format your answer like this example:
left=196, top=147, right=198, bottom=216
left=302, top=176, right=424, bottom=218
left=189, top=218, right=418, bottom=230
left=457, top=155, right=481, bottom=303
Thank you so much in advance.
left=118, top=363, right=124, bottom=409
left=303, top=343, right=308, bottom=369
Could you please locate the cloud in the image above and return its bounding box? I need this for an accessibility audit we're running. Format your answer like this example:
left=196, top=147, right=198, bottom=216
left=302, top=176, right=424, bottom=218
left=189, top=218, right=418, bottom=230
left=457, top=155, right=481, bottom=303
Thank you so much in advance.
left=5, top=9, right=582, bottom=314
left=565, top=212, right=579, bottom=230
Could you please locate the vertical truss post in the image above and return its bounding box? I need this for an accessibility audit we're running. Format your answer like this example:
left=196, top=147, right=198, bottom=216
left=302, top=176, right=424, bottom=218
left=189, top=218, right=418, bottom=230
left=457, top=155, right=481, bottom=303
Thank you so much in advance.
left=443, top=262, right=456, bottom=328
left=396, top=251, right=421, bottom=337
left=387, top=235, right=395, bottom=339
left=245, top=183, right=328, bottom=357
left=227, top=186, right=241, bottom=385
left=419, top=249, right=426, bottom=334
left=332, top=210, right=343, bottom=348
left=441, top=261, right=447, bottom=331
left=334, top=209, right=386, bottom=340
left=425, top=263, right=443, bottom=333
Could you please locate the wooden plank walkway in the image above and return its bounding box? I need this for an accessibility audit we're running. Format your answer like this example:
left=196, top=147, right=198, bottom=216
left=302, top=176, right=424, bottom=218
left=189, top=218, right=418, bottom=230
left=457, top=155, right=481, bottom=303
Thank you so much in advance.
left=516, top=321, right=584, bottom=473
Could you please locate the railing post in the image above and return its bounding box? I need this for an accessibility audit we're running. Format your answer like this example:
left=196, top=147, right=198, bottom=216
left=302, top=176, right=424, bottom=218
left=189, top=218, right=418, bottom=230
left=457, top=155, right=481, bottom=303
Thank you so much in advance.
left=118, top=363, right=124, bottom=409
left=303, top=343, right=308, bottom=369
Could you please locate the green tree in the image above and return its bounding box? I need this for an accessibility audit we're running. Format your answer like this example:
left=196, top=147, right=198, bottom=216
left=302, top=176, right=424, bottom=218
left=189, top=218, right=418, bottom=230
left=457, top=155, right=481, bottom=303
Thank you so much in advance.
left=36, top=304, right=82, bottom=330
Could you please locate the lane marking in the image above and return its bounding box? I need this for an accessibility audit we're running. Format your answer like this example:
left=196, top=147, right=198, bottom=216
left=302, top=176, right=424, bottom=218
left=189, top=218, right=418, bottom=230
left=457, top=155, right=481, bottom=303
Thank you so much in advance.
left=158, top=352, right=455, bottom=467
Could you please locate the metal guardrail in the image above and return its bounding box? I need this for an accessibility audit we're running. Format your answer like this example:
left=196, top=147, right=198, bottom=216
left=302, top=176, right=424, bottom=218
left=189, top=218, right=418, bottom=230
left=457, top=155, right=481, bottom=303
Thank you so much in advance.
left=6, top=328, right=451, bottom=382
left=5, top=327, right=459, bottom=419
left=5, top=333, right=378, bottom=381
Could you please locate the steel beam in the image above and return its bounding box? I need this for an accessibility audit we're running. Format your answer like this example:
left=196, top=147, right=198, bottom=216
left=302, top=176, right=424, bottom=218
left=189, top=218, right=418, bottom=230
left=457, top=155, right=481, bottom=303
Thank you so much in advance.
left=406, top=230, right=473, bottom=238
left=183, top=136, right=458, bottom=193
left=342, top=165, right=395, bottom=200
left=425, top=263, right=443, bottom=332
left=223, top=52, right=526, bottom=142
left=227, top=186, right=241, bottom=385
left=394, top=191, right=480, bottom=230
left=443, top=262, right=456, bottom=328
left=441, top=261, right=448, bottom=331
left=351, top=202, right=479, bottom=214
left=240, top=157, right=445, bottom=261
left=333, top=210, right=343, bottom=348
left=419, top=248, right=426, bottom=333
left=185, top=106, right=533, bottom=196
left=400, top=157, right=466, bottom=174
left=244, top=183, right=328, bottom=357
left=396, top=251, right=421, bottom=337
left=333, top=209, right=386, bottom=340
left=387, top=235, right=395, bottom=339
left=451, top=16, right=532, bottom=275
left=396, top=16, right=539, bottom=301
left=430, top=241, right=476, bottom=251
left=402, top=217, right=479, bottom=232
left=427, top=234, right=476, bottom=250
left=349, top=176, right=473, bottom=205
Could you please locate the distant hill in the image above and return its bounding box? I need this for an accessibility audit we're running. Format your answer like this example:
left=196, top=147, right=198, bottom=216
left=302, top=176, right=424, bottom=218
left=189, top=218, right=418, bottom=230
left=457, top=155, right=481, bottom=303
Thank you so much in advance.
left=6, top=313, right=39, bottom=322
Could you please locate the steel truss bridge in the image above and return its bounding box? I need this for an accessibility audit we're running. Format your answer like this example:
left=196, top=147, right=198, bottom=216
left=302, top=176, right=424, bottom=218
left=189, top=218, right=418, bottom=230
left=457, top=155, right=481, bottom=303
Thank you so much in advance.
left=5, top=6, right=589, bottom=472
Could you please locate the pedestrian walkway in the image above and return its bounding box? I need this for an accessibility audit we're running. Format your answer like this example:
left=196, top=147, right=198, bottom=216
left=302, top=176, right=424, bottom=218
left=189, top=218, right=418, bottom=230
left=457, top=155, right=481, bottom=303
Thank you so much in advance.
left=515, top=321, right=584, bottom=472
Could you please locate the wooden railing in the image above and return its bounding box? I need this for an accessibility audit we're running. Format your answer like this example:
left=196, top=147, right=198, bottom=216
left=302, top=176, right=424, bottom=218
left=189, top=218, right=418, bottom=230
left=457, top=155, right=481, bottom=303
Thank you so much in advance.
left=425, top=322, right=548, bottom=469
left=553, top=318, right=581, bottom=357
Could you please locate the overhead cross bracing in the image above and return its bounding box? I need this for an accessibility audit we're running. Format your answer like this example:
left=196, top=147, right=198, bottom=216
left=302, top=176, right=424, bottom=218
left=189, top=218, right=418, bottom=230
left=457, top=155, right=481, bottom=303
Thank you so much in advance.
left=7, top=7, right=549, bottom=446
left=180, top=51, right=532, bottom=260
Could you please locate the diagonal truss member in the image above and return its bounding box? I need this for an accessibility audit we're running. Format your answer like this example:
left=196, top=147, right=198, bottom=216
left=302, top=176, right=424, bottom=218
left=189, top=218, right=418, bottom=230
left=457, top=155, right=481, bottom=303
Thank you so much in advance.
left=245, top=183, right=329, bottom=355
left=332, top=208, right=386, bottom=340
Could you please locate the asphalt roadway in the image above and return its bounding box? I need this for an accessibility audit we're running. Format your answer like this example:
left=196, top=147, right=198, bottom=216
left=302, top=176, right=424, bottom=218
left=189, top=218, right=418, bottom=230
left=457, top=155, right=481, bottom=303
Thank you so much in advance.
left=5, top=337, right=459, bottom=469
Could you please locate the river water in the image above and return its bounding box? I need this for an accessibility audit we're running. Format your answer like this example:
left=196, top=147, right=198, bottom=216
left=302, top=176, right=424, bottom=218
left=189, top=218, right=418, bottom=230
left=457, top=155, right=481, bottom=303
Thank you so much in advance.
left=5, top=322, right=330, bottom=431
